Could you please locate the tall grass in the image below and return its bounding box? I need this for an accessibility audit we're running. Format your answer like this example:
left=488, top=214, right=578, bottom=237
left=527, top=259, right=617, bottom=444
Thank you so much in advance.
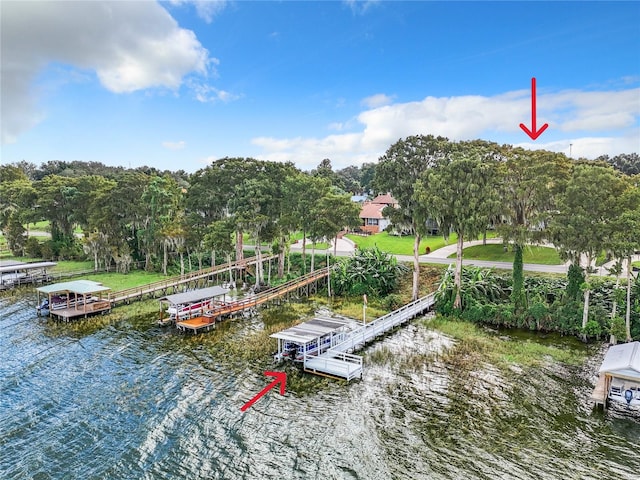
left=425, top=316, right=587, bottom=368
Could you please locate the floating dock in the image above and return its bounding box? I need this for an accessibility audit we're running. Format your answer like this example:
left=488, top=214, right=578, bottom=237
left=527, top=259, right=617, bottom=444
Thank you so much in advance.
left=273, top=292, right=436, bottom=381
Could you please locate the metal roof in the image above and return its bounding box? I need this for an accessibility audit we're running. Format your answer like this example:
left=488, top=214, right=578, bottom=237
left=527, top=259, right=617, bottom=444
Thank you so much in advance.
left=159, top=286, right=230, bottom=305
left=271, top=316, right=357, bottom=344
left=36, top=280, right=111, bottom=295
left=0, top=261, right=57, bottom=273
left=599, top=341, right=640, bottom=381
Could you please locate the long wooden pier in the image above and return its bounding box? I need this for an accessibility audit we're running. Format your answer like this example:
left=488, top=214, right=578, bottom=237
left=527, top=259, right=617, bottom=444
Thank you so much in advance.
left=176, top=268, right=330, bottom=333
left=302, top=292, right=437, bottom=380
left=109, top=255, right=275, bottom=305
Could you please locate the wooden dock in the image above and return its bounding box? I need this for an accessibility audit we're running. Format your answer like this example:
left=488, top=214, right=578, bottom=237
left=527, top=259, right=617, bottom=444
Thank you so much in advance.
left=49, top=300, right=112, bottom=321
left=591, top=374, right=607, bottom=408
left=176, top=268, right=330, bottom=333
left=109, top=255, right=275, bottom=305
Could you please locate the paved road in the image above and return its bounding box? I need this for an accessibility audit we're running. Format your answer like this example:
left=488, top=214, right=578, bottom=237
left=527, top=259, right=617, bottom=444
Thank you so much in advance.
left=290, top=236, right=639, bottom=277
left=20, top=230, right=638, bottom=277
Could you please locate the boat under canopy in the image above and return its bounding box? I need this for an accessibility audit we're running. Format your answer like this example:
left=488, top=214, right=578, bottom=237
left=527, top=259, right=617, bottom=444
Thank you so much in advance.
left=271, top=316, right=358, bottom=362
left=158, top=285, right=230, bottom=326
left=36, top=280, right=112, bottom=320
left=596, top=341, right=640, bottom=407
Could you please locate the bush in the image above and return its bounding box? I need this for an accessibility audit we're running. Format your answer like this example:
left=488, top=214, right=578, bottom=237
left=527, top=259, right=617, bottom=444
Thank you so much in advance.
left=582, top=320, right=602, bottom=339
left=24, top=237, right=42, bottom=258
left=382, top=293, right=403, bottom=310
left=331, top=247, right=408, bottom=297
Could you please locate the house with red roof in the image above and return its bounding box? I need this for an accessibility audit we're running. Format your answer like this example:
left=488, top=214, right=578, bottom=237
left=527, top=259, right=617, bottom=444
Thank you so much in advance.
left=358, top=194, right=398, bottom=234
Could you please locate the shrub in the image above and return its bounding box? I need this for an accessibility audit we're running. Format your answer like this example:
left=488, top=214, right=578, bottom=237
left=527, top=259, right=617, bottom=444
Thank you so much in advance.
left=582, top=320, right=602, bottom=339
left=331, top=247, right=408, bottom=297
left=24, top=237, right=42, bottom=258
left=382, top=293, right=403, bottom=310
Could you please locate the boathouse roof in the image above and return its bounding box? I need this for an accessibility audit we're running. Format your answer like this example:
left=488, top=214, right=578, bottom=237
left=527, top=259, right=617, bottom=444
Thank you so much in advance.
left=271, top=316, right=357, bottom=344
left=0, top=261, right=57, bottom=273
left=36, top=279, right=111, bottom=295
left=159, top=286, right=230, bottom=306
left=599, top=341, right=640, bottom=381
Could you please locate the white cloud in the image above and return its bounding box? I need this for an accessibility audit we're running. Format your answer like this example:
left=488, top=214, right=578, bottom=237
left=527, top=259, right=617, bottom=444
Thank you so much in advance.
left=1, top=1, right=212, bottom=144
left=162, top=140, right=186, bottom=150
left=189, top=82, right=240, bottom=103
left=361, top=93, right=394, bottom=109
left=343, top=0, right=380, bottom=15
left=515, top=128, right=640, bottom=159
left=169, top=0, right=228, bottom=23
left=252, top=85, right=640, bottom=169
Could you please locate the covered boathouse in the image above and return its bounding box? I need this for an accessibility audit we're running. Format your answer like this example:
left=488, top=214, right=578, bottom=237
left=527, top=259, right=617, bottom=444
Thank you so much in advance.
left=160, top=286, right=230, bottom=332
left=36, top=280, right=112, bottom=320
left=0, top=260, right=57, bottom=289
left=271, top=315, right=359, bottom=364
left=592, top=341, right=640, bottom=408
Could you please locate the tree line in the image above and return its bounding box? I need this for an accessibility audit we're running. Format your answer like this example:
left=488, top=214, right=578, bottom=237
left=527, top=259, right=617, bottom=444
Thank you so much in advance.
left=374, top=135, right=639, bottom=341
left=0, top=158, right=362, bottom=285
left=1, top=142, right=638, bottom=339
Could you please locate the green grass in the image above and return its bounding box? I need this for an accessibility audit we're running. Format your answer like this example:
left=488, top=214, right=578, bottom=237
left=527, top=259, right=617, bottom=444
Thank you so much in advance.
left=50, top=260, right=94, bottom=273
left=449, top=244, right=562, bottom=265
left=427, top=316, right=586, bottom=368
left=632, top=261, right=640, bottom=269
left=80, top=270, right=167, bottom=290
left=347, top=231, right=472, bottom=255
left=25, top=220, right=82, bottom=235
left=347, top=231, right=500, bottom=256
left=26, top=220, right=50, bottom=231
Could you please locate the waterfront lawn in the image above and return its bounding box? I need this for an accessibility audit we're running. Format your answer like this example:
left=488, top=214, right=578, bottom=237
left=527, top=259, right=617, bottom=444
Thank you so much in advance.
left=50, top=260, right=94, bottom=273
left=449, top=244, right=562, bottom=265
left=347, top=232, right=458, bottom=255
left=81, top=270, right=166, bottom=290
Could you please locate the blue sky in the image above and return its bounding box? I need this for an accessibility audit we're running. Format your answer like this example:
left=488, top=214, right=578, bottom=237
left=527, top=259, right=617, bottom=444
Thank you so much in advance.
left=1, top=1, right=639, bottom=172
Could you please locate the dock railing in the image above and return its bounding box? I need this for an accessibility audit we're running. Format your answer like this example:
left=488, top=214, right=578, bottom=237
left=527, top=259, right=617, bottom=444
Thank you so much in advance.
left=110, top=255, right=276, bottom=304
left=204, top=267, right=330, bottom=317
left=303, top=351, right=363, bottom=382
left=328, top=292, right=436, bottom=354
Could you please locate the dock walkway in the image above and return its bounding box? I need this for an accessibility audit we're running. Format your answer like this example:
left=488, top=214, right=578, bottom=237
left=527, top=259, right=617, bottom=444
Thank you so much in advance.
left=176, top=268, right=330, bottom=333
left=110, top=255, right=275, bottom=305
left=302, top=292, right=437, bottom=380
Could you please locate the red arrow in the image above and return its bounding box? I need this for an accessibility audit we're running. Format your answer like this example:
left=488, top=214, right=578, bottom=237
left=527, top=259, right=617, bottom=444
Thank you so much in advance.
left=519, top=77, right=549, bottom=140
left=240, top=371, right=287, bottom=412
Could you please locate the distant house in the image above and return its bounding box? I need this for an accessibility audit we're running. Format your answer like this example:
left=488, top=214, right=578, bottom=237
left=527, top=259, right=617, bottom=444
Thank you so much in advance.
left=358, top=194, right=398, bottom=234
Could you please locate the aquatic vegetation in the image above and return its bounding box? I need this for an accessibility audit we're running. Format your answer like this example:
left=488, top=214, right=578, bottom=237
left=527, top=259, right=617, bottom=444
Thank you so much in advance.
left=426, top=315, right=588, bottom=369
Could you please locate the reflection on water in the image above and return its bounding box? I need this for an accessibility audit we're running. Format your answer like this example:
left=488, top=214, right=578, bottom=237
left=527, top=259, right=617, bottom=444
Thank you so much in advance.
left=1, top=293, right=638, bottom=480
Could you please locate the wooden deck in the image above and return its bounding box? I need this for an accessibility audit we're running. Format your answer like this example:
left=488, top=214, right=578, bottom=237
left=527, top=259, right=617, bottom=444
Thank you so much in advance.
left=49, top=301, right=112, bottom=321
left=175, top=268, right=329, bottom=333
left=176, top=313, right=216, bottom=333
left=591, top=373, right=607, bottom=408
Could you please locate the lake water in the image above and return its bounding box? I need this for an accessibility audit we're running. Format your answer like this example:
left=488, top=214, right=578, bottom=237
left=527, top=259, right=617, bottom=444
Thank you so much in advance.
left=1, top=291, right=639, bottom=479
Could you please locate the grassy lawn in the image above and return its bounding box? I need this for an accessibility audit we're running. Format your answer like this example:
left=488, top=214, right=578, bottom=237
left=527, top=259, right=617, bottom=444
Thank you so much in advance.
left=25, top=220, right=82, bottom=234
left=50, top=260, right=94, bottom=273
left=346, top=232, right=457, bottom=255
left=81, top=270, right=167, bottom=290
left=26, top=220, right=50, bottom=231
left=449, top=244, right=562, bottom=265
